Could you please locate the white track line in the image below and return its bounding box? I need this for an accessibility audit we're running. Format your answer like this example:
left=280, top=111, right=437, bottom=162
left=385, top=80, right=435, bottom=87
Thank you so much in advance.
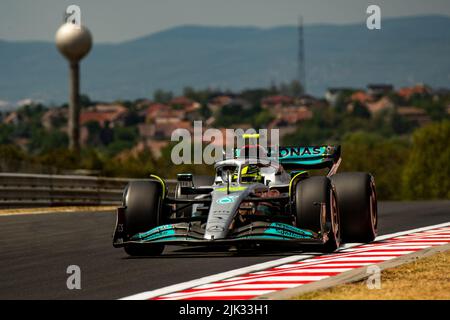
left=120, top=221, right=450, bottom=300
left=255, top=268, right=353, bottom=274
left=275, top=262, right=373, bottom=268
left=163, top=290, right=276, bottom=299
left=120, top=254, right=315, bottom=300
left=374, top=222, right=450, bottom=241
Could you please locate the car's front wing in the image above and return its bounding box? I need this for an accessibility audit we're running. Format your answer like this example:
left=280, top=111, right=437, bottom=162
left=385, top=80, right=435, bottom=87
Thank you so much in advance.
left=113, top=219, right=326, bottom=247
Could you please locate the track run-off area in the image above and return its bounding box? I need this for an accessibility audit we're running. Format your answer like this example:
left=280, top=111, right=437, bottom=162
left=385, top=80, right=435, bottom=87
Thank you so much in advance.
left=0, top=201, right=449, bottom=299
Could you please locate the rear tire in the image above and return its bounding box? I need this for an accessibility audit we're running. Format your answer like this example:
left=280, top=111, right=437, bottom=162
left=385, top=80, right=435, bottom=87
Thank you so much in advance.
left=295, top=176, right=341, bottom=252
left=123, top=180, right=165, bottom=256
left=331, top=172, right=378, bottom=243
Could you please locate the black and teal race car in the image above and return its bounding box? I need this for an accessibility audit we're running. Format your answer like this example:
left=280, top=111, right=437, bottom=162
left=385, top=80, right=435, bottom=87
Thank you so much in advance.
left=113, top=143, right=377, bottom=256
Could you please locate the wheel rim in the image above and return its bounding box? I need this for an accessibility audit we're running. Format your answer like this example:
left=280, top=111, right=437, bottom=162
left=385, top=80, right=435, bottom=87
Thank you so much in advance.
left=369, top=180, right=378, bottom=236
left=330, top=189, right=341, bottom=247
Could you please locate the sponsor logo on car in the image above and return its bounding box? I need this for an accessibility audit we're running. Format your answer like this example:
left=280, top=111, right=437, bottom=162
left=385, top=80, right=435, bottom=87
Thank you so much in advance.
left=217, top=195, right=238, bottom=204
left=279, top=146, right=324, bottom=158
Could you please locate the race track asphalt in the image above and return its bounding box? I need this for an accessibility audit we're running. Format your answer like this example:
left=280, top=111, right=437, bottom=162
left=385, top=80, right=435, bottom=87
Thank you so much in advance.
left=0, top=201, right=449, bottom=299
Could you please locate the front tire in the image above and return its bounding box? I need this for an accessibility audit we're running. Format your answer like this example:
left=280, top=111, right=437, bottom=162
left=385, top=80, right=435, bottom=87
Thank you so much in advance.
left=295, top=176, right=341, bottom=252
left=331, top=172, right=378, bottom=243
left=122, top=180, right=165, bottom=256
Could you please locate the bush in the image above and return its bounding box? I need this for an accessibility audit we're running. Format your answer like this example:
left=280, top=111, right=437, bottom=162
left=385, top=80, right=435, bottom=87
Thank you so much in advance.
left=0, top=144, right=28, bottom=171
left=253, top=110, right=274, bottom=129
left=36, top=148, right=80, bottom=170
left=28, top=129, right=68, bottom=153
left=102, top=151, right=156, bottom=178
left=402, top=121, right=450, bottom=199
left=340, top=132, right=410, bottom=200
left=0, top=125, right=14, bottom=144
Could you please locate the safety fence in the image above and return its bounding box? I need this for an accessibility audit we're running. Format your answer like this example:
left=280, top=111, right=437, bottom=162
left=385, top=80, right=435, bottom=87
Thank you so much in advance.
left=0, top=173, right=176, bottom=208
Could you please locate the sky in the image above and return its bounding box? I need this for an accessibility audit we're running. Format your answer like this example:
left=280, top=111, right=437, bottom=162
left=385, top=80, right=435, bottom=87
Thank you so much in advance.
left=1, top=0, right=450, bottom=43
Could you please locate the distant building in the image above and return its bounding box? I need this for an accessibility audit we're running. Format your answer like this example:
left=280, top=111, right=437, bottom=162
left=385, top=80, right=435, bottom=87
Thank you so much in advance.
left=137, top=123, right=154, bottom=140
left=0, top=100, right=12, bottom=110
left=138, top=120, right=193, bottom=141
left=325, top=88, right=354, bottom=107
left=3, top=111, right=23, bottom=125
left=276, top=106, right=312, bottom=125
left=207, top=95, right=234, bottom=114
left=15, top=98, right=40, bottom=108
left=433, top=88, right=450, bottom=98
left=366, top=96, right=395, bottom=114
left=139, top=140, right=169, bottom=159
left=397, top=107, right=431, bottom=126
left=350, top=91, right=372, bottom=104
left=397, top=84, right=431, bottom=100
left=41, top=108, right=67, bottom=130
left=367, top=84, right=393, bottom=98
left=156, top=119, right=189, bottom=143
left=294, top=94, right=318, bottom=107
left=169, top=96, right=201, bottom=112
left=261, top=95, right=294, bottom=109
left=80, top=104, right=128, bottom=128
left=134, top=99, right=153, bottom=111
left=145, top=103, right=172, bottom=122
left=140, top=98, right=204, bottom=141
left=208, top=96, right=251, bottom=114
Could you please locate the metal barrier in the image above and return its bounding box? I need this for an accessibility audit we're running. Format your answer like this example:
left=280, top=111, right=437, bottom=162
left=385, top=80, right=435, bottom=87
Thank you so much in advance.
left=0, top=173, right=176, bottom=208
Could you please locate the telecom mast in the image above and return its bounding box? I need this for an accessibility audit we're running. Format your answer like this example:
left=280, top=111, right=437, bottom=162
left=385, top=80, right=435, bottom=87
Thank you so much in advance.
left=298, top=15, right=306, bottom=94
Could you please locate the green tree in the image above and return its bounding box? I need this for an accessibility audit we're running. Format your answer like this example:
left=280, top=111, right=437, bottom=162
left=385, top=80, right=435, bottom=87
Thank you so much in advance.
left=215, top=103, right=259, bottom=127
left=0, top=144, right=27, bottom=171
left=402, top=121, right=450, bottom=199
left=351, top=102, right=371, bottom=119
left=288, top=80, right=304, bottom=96
left=153, top=89, right=173, bottom=104
left=241, top=89, right=273, bottom=106
left=103, top=126, right=139, bottom=156
left=28, top=129, right=68, bottom=153
left=0, top=124, right=14, bottom=144
left=80, top=148, right=105, bottom=171
left=103, top=150, right=157, bottom=178
left=36, top=148, right=80, bottom=170
left=340, top=132, right=410, bottom=200
left=85, top=121, right=102, bottom=146
left=253, top=110, right=275, bottom=129
left=80, top=94, right=93, bottom=108
left=183, top=86, right=211, bottom=105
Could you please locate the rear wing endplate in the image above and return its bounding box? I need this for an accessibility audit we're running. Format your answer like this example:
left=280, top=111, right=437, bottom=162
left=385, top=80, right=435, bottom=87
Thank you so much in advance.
left=271, top=145, right=341, bottom=171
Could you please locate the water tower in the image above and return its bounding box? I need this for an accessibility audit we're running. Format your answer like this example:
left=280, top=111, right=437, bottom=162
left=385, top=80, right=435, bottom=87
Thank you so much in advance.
left=55, top=18, right=92, bottom=153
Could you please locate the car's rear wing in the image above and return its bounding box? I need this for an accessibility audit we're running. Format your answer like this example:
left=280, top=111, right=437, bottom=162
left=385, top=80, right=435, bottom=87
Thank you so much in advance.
left=232, top=140, right=341, bottom=174
left=270, top=145, right=341, bottom=172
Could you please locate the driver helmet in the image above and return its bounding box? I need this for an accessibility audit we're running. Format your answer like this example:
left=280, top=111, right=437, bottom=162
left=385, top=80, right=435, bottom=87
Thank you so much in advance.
left=240, top=164, right=264, bottom=183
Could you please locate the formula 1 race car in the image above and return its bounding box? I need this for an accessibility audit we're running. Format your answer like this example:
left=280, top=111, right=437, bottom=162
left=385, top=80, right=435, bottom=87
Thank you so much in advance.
left=113, top=140, right=378, bottom=256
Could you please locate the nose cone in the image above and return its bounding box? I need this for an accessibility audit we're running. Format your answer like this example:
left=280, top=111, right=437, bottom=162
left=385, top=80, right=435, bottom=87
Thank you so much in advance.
left=55, top=23, right=92, bottom=62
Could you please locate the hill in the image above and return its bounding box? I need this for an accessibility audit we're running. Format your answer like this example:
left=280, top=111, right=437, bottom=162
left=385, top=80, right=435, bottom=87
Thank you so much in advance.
left=1, top=15, right=450, bottom=103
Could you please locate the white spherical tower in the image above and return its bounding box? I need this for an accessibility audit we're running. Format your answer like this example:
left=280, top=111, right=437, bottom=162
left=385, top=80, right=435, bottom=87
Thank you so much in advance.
left=56, top=22, right=92, bottom=153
